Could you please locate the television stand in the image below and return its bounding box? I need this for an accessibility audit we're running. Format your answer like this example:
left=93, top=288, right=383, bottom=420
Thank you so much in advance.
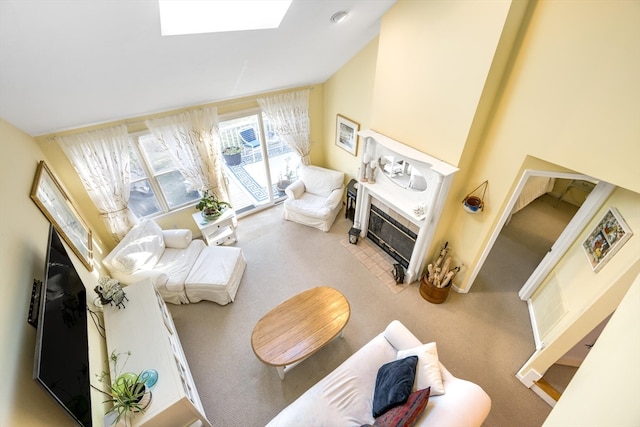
left=103, top=279, right=211, bottom=426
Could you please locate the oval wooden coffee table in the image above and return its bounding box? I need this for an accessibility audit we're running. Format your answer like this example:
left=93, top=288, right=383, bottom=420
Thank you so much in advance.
left=251, top=287, right=350, bottom=380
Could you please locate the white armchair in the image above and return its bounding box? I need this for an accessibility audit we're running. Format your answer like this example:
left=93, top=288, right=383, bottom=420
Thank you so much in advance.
left=102, top=219, right=246, bottom=305
left=283, top=165, right=345, bottom=232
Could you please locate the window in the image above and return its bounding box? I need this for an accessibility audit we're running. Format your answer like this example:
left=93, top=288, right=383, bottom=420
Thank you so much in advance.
left=128, top=133, right=200, bottom=217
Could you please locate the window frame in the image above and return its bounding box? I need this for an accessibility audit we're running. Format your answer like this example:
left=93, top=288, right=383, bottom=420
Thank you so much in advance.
left=129, top=130, right=200, bottom=217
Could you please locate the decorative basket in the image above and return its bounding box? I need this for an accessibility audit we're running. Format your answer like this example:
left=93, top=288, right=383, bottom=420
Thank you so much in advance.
left=419, top=277, right=451, bottom=304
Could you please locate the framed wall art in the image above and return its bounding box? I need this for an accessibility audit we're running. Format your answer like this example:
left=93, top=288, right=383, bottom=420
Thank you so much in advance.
left=30, top=161, right=93, bottom=271
left=335, top=114, right=359, bottom=156
left=582, top=207, right=632, bottom=272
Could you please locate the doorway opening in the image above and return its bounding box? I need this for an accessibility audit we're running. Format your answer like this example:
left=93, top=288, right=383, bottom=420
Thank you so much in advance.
left=467, top=168, right=615, bottom=406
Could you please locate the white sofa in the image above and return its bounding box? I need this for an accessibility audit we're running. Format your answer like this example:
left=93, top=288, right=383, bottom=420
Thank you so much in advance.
left=283, top=165, right=345, bottom=232
left=267, top=320, right=491, bottom=427
left=102, top=219, right=246, bottom=305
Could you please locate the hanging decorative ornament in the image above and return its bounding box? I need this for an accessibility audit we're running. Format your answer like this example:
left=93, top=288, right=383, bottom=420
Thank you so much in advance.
left=462, top=180, right=488, bottom=214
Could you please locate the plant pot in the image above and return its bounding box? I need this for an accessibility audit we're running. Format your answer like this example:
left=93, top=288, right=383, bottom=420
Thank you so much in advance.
left=223, top=152, right=242, bottom=166
left=134, top=386, right=152, bottom=412
left=419, top=277, right=451, bottom=304
left=462, top=196, right=483, bottom=214
left=202, top=207, right=226, bottom=221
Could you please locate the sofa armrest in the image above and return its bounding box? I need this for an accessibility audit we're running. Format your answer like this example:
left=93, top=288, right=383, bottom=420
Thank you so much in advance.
left=324, top=186, right=345, bottom=210
left=162, top=229, right=192, bottom=249
left=383, top=320, right=423, bottom=351
left=285, top=180, right=305, bottom=199
left=111, top=268, right=169, bottom=289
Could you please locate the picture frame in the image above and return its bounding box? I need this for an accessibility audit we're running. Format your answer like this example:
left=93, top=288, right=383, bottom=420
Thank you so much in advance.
left=30, top=161, right=93, bottom=271
left=582, top=207, right=632, bottom=272
left=335, top=114, right=359, bottom=156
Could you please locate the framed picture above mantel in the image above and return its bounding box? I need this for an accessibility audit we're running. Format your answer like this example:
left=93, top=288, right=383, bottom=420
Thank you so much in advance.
left=335, top=114, right=359, bottom=156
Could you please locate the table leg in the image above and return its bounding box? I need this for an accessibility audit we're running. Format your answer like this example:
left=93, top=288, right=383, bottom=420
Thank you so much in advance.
left=276, top=366, right=285, bottom=380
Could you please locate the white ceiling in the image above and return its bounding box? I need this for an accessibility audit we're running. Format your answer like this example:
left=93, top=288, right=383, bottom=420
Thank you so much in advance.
left=0, top=0, right=395, bottom=136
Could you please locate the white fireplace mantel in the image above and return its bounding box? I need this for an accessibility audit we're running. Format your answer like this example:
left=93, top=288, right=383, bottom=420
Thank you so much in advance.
left=354, top=129, right=458, bottom=283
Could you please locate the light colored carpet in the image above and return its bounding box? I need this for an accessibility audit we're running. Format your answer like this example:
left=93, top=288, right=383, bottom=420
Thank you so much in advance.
left=168, top=196, right=575, bottom=426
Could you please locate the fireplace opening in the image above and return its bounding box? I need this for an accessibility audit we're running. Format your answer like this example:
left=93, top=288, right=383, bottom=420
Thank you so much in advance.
left=367, top=204, right=417, bottom=268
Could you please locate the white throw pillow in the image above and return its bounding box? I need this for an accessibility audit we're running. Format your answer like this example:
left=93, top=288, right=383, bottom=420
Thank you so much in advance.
left=396, top=342, right=445, bottom=396
left=112, top=220, right=165, bottom=273
left=162, top=229, right=192, bottom=249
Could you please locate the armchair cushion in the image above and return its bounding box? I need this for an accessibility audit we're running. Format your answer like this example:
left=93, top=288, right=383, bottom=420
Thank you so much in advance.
left=300, top=165, right=344, bottom=197
left=324, top=188, right=344, bottom=210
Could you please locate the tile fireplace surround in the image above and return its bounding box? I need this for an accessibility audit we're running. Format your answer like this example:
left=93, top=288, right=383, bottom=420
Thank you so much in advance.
left=354, top=130, right=458, bottom=284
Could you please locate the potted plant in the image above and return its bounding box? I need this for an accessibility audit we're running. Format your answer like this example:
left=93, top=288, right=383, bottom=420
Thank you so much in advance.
left=196, top=190, right=231, bottom=220
left=222, top=145, right=242, bottom=166
left=94, top=351, right=152, bottom=426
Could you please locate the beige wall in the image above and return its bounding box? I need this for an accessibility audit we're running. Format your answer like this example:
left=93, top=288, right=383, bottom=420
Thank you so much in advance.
left=0, top=119, right=107, bottom=426
left=323, top=37, right=380, bottom=180
left=371, top=0, right=519, bottom=166
left=542, top=274, right=640, bottom=427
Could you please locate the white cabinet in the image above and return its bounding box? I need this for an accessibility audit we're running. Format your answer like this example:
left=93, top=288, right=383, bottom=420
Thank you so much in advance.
left=103, top=279, right=211, bottom=427
left=192, top=209, right=237, bottom=246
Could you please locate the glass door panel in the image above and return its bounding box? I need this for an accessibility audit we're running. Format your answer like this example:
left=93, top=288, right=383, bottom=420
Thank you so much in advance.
left=262, top=116, right=300, bottom=201
left=219, top=112, right=301, bottom=216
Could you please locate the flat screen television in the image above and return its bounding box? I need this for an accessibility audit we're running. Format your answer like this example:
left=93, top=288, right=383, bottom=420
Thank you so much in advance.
left=33, top=224, right=92, bottom=426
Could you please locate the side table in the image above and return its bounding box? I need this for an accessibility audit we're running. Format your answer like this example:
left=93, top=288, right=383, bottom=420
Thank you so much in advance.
left=191, top=208, right=237, bottom=246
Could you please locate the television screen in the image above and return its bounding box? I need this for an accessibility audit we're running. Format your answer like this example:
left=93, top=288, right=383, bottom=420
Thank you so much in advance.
left=33, top=225, right=92, bottom=426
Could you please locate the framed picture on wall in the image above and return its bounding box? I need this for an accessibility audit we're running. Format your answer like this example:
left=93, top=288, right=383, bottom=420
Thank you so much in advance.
left=582, top=207, right=632, bottom=272
left=30, top=161, right=93, bottom=271
left=335, top=114, right=359, bottom=156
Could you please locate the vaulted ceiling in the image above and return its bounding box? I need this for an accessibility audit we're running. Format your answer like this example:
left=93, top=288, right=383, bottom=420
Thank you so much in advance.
left=0, top=0, right=395, bottom=136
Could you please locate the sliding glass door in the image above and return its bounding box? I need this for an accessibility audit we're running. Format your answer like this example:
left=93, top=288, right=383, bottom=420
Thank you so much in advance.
left=219, top=111, right=300, bottom=216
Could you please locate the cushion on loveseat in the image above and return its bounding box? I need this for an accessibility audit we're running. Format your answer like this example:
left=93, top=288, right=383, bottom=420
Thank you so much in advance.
left=103, top=219, right=165, bottom=274
left=396, top=343, right=445, bottom=395
left=162, top=229, right=192, bottom=249
left=372, top=356, right=419, bottom=417
left=374, top=387, right=431, bottom=427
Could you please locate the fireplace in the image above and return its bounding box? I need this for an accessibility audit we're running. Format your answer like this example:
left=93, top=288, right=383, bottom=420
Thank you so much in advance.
left=367, top=201, right=418, bottom=268
left=353, top=130, right=458, bottom=283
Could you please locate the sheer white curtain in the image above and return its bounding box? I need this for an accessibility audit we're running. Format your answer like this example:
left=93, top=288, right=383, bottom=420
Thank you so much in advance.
left=58, top=125, right=135, bottom=241
left=257, top=89, right=311, bottom=165
left=145, top=106, right=229, bottom=202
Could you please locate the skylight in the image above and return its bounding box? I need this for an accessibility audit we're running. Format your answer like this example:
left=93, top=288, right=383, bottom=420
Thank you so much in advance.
left=158, top=0, right=293, bottom=36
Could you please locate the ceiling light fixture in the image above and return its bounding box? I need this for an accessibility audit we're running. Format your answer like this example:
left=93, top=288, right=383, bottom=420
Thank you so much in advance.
left=159, top=0, right=292, bottom=36
left=330, top=11, right=349, bottom=24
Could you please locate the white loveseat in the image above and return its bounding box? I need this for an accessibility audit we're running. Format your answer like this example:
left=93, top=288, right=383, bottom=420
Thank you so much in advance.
left=267, top=320, right=491, bottom=427
left=283, top=165, right=345, bottom=232
left=102, top=219, right=246, bottom=305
